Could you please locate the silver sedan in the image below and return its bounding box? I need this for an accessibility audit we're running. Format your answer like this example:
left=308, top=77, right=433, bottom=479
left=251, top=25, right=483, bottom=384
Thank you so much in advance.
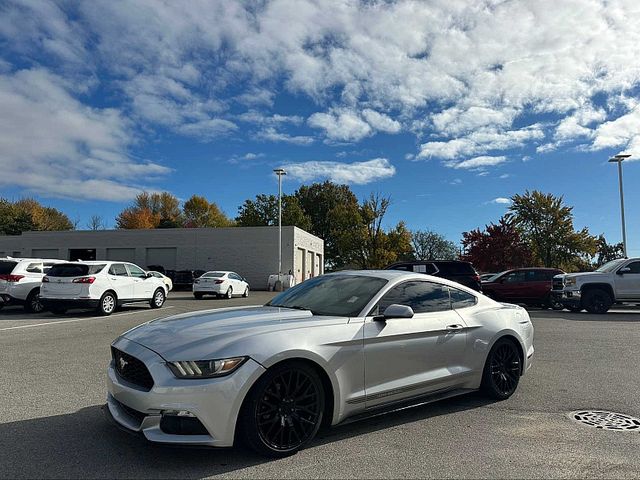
left=106, top=270, right=534, bottom=456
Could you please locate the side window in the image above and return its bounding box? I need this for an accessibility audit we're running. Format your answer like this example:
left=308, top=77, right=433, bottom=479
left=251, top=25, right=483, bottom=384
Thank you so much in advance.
left=127, top=264, right=147, bottom=278
left=108, top=264, right=128, bottom=276
left=504, top=271, right=526, bottom=283
left=450, top=287, right=477, bottom=309
left=624, top=262, right=640, bottom=274
left=376, top=281, right=451, bottom=314
left=43, top=262, right=56, bottom=273
left=26, top=263, right=43, bottom=273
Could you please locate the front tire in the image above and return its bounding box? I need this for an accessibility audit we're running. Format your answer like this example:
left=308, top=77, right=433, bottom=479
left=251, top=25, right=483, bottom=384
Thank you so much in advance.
left=243, top=286, right=249, bottom=298
left=97, top=292, right=117, bottom=316
left=150, top=288, right=165, bottom=309
left=194, top=292, right=203, bottom=300
left=582, top=289, right=612, bottom=314
left=481, top=338, right=521, bottom=400
left=226, top=287, right=233, bottom=299
left=238, top=362, right=325, bottom=457
left=25, top=289, right=45, bottom=313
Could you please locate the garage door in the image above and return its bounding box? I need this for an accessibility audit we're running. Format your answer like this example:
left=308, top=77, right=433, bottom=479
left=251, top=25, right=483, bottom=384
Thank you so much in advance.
left=32, top=248, right=60, bottom=259
left=106, top=248, right=136, bottom=263
left=145, top=247, right=177, bottom=270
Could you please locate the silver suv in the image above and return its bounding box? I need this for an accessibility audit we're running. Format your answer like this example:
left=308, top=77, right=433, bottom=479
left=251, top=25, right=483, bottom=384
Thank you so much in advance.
left=552, top=258, right=640, bottom=313
left=0, top=257, right=65, bottom=313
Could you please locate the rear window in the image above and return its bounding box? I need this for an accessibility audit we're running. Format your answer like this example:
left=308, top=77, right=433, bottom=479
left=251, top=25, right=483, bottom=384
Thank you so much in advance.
left=47, top=263, right=106, bottom=277
left=203, top=272, right=224, bottom=278
left=449, top=287, right=477, bottom=308
left=0, top=261, right=18, bottom=274
left=434, top=262, right=476, bottom=275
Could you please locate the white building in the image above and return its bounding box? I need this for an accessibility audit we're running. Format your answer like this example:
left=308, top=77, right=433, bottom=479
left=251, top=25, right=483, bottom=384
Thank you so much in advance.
left=0, top=226, right=324, bottom=289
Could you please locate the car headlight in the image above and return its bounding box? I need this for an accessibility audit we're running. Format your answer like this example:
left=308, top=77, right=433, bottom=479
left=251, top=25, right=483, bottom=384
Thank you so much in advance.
left=565, top=278, right=576, bottom=287
left=167, top=357, right=247, bottom=379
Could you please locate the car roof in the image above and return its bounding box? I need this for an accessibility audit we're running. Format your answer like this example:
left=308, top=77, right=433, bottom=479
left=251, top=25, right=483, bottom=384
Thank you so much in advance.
left=325, top=269, right=478, bottom=292
left=204, top=270, right=232, bottom=274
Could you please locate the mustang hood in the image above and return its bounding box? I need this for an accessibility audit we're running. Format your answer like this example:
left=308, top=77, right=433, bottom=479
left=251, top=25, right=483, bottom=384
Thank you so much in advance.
left=122, top=306, right=346, bottom=361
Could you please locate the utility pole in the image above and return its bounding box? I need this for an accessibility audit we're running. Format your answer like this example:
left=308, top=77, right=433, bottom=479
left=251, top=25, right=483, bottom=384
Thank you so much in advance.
left=273, top=168, right=286, bottom=290
left=608, top=154, right=631, bottom=258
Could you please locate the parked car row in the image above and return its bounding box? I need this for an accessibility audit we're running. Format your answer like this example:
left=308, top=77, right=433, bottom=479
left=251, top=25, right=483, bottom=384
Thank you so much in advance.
left=0, top=257, right=169, bottom=315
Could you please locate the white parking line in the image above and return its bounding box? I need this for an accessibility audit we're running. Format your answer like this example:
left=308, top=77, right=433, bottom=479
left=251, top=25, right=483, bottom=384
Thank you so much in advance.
left=0, top=306, right=175, bottom=332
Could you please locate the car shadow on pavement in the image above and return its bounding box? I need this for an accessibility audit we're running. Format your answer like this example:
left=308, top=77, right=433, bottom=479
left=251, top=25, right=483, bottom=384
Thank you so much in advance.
left=0, top=394, right=495, bottom=479
left=530, top=310, right=640, bottom=322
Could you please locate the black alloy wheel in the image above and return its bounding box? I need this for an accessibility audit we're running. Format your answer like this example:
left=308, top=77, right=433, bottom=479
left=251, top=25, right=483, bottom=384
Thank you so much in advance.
left=481, top=338, right=521, bottom=400
left=25, top=289, right=45, bottom=313
left=583, top=289, right=612, bottom=314
left=240, top=362, right=324, bottom=457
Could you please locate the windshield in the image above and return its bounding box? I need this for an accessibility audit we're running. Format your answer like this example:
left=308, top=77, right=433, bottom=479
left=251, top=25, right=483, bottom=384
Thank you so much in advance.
left=485, top=271, right=508, bottom=282
left=595, top=259, right=627, bottom=273
left=266, top=274, right=388, bottom=317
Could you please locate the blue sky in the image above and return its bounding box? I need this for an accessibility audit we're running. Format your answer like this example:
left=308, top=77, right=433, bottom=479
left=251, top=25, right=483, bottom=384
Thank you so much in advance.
left=1, top=0, right=639, bottom=255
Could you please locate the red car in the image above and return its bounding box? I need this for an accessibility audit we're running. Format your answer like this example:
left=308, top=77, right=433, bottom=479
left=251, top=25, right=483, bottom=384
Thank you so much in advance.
left=481, top=267, right=565, bottom=309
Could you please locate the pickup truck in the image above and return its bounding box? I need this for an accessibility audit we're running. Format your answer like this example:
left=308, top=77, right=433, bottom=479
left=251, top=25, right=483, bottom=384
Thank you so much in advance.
left=552, top=258, right=640, bottom=313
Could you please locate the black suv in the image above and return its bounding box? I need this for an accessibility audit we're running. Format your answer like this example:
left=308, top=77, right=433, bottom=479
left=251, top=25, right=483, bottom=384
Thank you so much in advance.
left=385, top=260, right=482, bottom=291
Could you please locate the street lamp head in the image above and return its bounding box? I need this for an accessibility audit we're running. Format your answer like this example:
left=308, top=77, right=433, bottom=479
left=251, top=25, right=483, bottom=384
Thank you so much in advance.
left=608, top=154, right=631, bottom=163
left=273, top=168, right=287, bottom=176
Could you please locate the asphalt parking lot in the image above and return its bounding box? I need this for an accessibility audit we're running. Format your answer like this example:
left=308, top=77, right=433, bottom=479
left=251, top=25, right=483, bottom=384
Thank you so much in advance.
left=1, top=292, right=639, bottom=479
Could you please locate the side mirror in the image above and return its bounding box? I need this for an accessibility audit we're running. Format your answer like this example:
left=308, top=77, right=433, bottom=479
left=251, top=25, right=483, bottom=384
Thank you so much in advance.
left=146, top=272, right=154, bottom=278
left=617, top=267, right=631, bottom=275
left=375, top=304, right=414, bottom=321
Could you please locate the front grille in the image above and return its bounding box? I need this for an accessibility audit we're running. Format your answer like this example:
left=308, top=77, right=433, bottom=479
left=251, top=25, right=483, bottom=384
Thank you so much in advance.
left=111, top=347, right=154, bottom=391
left=552, top=279, right=564, bottom=290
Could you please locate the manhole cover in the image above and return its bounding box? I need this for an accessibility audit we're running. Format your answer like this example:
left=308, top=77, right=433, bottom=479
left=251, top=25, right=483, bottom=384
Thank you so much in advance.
left=571, top=410, right=640, bottom=431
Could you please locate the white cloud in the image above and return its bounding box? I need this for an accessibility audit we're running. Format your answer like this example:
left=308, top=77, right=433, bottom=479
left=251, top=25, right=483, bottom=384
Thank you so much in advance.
left=490, top=197, right=511, bottom=205
left=445, top=156, right=507, bottom=170
left=282, top=158, right=395, bottom=185
left=2, top=0, right=640, bottom=189
left=256, top=127, right=314, bottom=145
left=308, top=109, right=372, bottom=142
left=418, top=126, right=544, bottom=160
left=361, top=109, right=401, bottom=134
left=0, top=68, right=170, bottom=201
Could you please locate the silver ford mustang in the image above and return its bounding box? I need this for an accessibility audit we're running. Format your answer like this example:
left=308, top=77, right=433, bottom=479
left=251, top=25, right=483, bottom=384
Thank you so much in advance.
left=106, top=270, right=534, bottom=456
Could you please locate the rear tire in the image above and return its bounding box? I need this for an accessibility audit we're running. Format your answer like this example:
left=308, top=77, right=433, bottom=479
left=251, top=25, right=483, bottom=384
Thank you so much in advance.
left=544, top=293, right=564, bottom=311
left=238, top=361, right=324, bottom=457
left=150, top=288, right=165, bottom=309
left=567, top=306, right=583, bottom=313
left=480, top=338, right=521, bottom=400
left=582, top=289, right=612, bottom=314
left=25, top=289, right=45, bottom=313
left=194, top=293, right=203, bottom=300
left=97, top=292, right=117, bottom=316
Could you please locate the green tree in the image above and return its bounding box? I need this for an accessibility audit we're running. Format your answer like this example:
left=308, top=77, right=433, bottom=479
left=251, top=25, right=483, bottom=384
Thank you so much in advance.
left=183, top=195, right=233, bottom=228
left=295, top=181, right=361, bottom=268
left=507, top=190, right=597, bottom=270
left=0, top=197, right=73, bottom=234
left=236, top=194, right=311, bottom=231
left=411, top=230, right=458, bottom=260
left=594, top=235, right=624, bottom=267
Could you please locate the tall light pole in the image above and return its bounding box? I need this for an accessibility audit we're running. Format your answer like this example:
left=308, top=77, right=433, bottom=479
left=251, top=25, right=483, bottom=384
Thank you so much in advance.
left=608, top=154, right=631, bottom=258
left=273, top=168, right=286, bottom=289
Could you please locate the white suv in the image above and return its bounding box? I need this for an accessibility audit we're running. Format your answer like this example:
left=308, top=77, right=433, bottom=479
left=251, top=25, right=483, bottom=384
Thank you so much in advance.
left=0, top=257, right=65, bottom=313
left=41, top=261, right=168, bottom=316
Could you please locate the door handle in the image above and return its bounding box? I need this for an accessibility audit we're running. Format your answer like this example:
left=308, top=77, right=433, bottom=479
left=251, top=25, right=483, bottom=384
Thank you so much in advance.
left=446, top=324, right=464, bottom=332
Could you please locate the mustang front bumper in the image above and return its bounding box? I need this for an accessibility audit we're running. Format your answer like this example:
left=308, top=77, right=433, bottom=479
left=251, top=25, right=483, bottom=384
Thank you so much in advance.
left=106, top=336, right=266, bottom=447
